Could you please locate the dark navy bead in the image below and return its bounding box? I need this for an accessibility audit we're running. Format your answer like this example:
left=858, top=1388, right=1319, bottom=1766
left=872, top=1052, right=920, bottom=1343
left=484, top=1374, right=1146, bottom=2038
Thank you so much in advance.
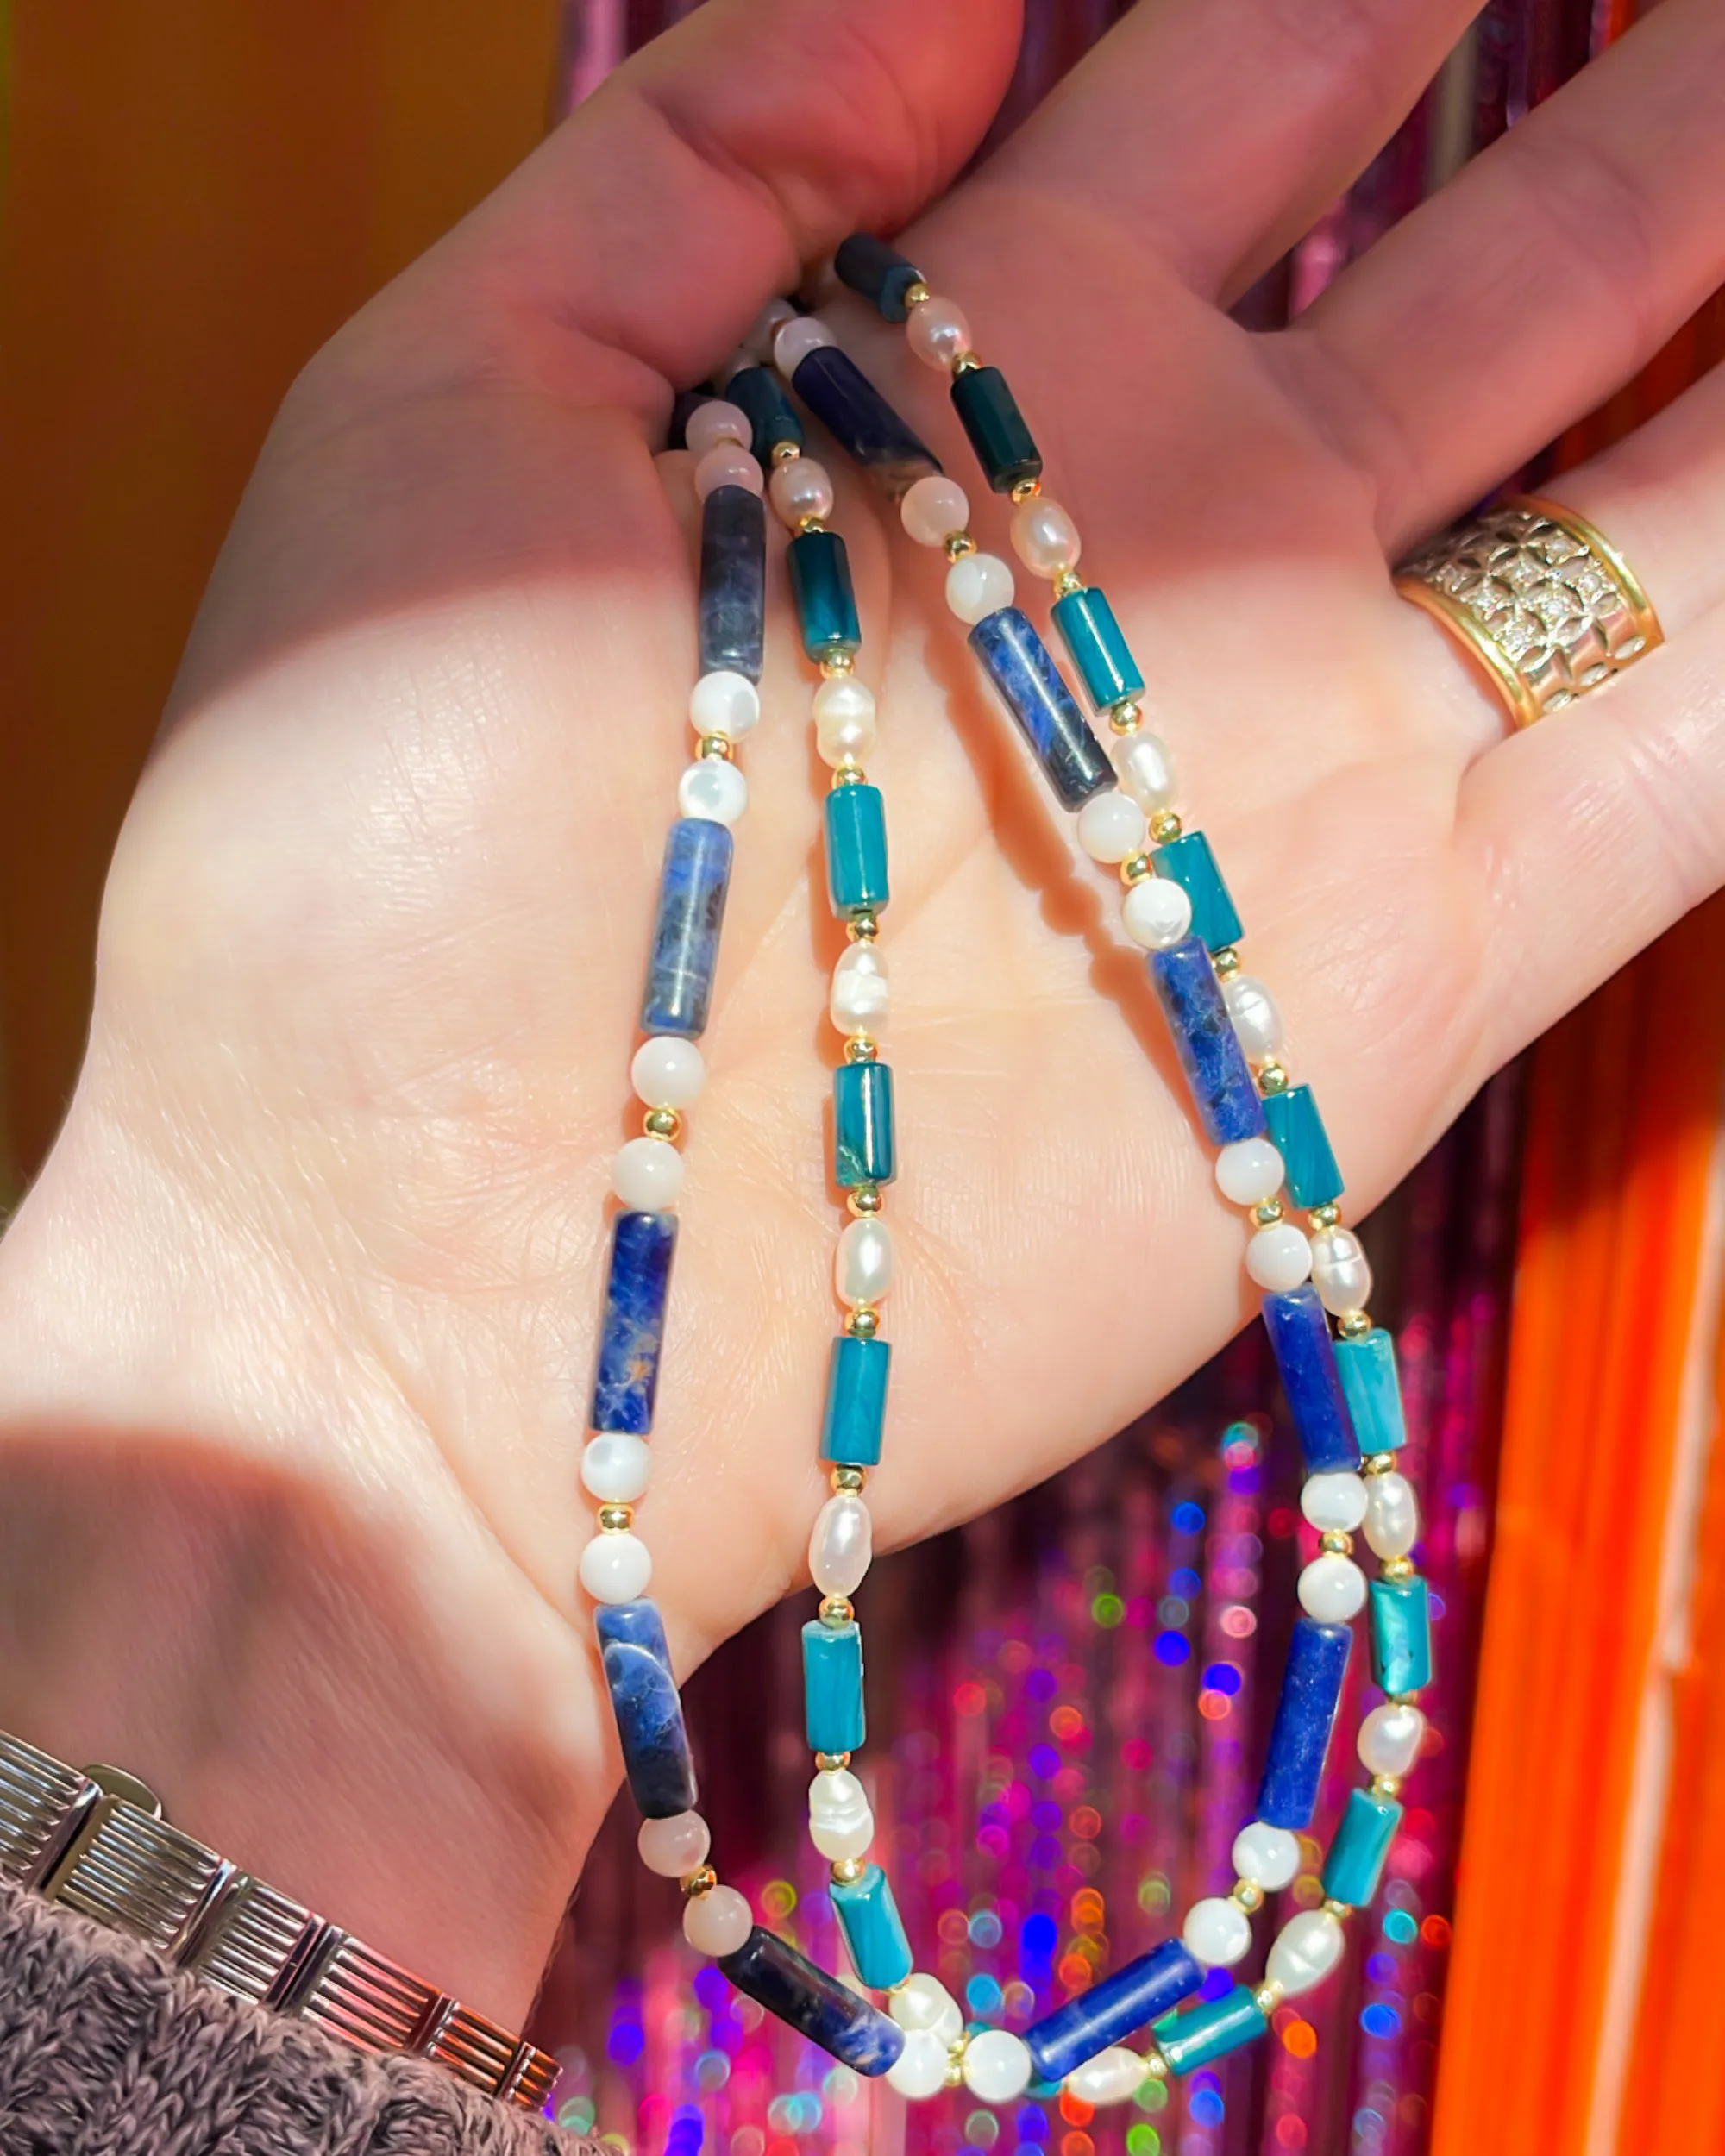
left=641, top=818, right=734, bottom=1039
left=668, top=388, right=714, bottom=452
left=594, top=1597, right=697, bottom=1818
left=591, top=1210, right=678, bottom=1435
left=791, top=345, right=941, bottom=500
left=1262, top=1283, right=1361, bottom=1472
left=726, top=365, right=804, bottom=466
left=834, top=233, right=925, bottom=323
left=699, top=484, right=766, bottom=683
left=719, top=1926, right=905, bottom=2075
left=787, top=529, right=861, bottom=661
left=968, top=606, right=1114, bottom=810
left=833, top=1061, right=895, bottom=1186
left=1024, top=1940, right=1201, bottom=2083
left=1146, top=936, right=1269, bottom=1145
left=950, top=365, right=1043, bottom=495
left=1256, top=1616, right=1352, bottom=1829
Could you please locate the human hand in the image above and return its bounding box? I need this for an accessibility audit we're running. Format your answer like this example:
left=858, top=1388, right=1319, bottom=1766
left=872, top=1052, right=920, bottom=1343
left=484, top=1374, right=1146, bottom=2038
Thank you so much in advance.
left=3, top=0, right=1722, bottom=2023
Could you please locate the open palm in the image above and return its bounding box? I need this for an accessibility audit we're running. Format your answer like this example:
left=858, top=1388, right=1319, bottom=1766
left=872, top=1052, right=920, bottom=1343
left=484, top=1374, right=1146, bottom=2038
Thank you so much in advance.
left=3, top=0, right=1724, bottom=2026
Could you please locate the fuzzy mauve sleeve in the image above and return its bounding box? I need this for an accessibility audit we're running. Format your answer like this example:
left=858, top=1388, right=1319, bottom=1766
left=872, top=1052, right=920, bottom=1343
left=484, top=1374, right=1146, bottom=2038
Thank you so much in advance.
left=0, top=1878, right=603, bottom=2156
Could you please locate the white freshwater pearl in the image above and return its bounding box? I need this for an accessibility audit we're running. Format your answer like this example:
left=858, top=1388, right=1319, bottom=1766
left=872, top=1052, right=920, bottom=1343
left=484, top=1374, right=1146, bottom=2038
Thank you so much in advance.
left=1010, top=495, right=1082, bottom=579
left=684, top=399, right=750, bottom=459
left=768, top=454, right=835, bottom=530
left=1066, top=2048, right=1148, bottom=2106
left=1301, top=1470, right=1369, bottom=1533
left=945, top=550, right=1015, bottom=624
left=831, top=943, right=889, bottom=1034
left=746, top=297, right=797, bottom=364
left=888, top=2028, right=950, bottom=2100
left=1182, top=1895, right=1252, bottom=1968
left=1076, top=791, right=1148, bottom=863
left=688, top=668, right=760, bottom=742
left=693, top=442, right=763, bottom=499
left=1232, top=1821, right=1300, bottom=1891
left=637, top=1810, right=709, bottom=1877
left=900, top=474, right=971, bottom=547
left=1311, top=1225, right=1371, bottom=1315
left=683, top=1883, right=753, bottom=1957
left=1223, top=975, right=1283, bottom=1061
left=611, top=1135, right=685, bottom=1212
left=812, top=675, right=878, bottom=766
left=889, top=1972, right=963, bottom=2044
left=1121, top=875, right=1193, bottom=951
left=810, top=1493, right=873, bottom=1597
left=1364, top=1471, right=1420, bottom=1558
left=579, top=1530, right=653, bottom=1603
left=808, top=1766, right=875, bottom=1860
left=906, top=295, right=971, bottom=370
left=677, top=757, right=748, bottom=825
left=1266, top=1908, right=1346, bottom=1997
left=1245, top=1221, right=1314, bottom=1292
left=773, top=314, right=835, bottom=379
left=1358, top=1701, right=1427, bottom=1779
left=1110, top=730, right=1177, bottom=811
left=1298, top=1553, right=1368, bottom=1623
left=835, top=1218, right=894, bottom=1306
left=580, top=1433, right=651, bottom=1505
left=963, top=2030, right=1032, bottom=2103
left=1215, top=1138, right=1285, bottom=1207
left=631, top=1035, right=706, bottom=1109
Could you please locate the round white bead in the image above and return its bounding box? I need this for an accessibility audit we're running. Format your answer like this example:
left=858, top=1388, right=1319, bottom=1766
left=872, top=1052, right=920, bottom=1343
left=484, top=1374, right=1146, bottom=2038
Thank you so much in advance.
left=1301, top=1470, right=1369, bottom=1532
left=906, top=295, right=971, bottom=371
left=579, top=1530, right=652, bottom=1603
left=1076, top=791, right=1148, bottom=863
left=1266, top=1908, right=1346, bottom=1998
left=1111, top=730, right=1177, bottom=812
left=684, top=399, right=750, bottom=459
left=1223, top=975, right=1283, bottom=1061
left=889, top=1972, right=963, bottom=2044
left=835, top=1218, right=894, bottom=1306
left=1182, top=1895, right=1252, bottom=1968
left=900, top=474, right=971, bottom=547
left=630, top=1035, right=706, bottom=1109
left=1065, top=2047, right=1148, bottom=2106
left=611, top=1135, right=685, bottom=1212
left=808, top=1767, right=875, bottom=1860
left=683, top=1883, right=753, bottom=1957
left=693, top=442, right=763, bottom=500
left=768, top=454, right=835, bottom=530
left=1010, top=496, right=1082, bottom=579
left=809, top=1493, right=873, bottom=1598
left=812, top=675, right=878, bottom=767
left=689, top=668, right=760, bottom=742
left=1231, top=1821, right=1300, bottom=1891
left=1121, top=875, right=1193, bottom=951
left=1245, top=1221, right=1314, bottom=1292
left=1297, top=1552, right=1368, bottom=1623
left=887, top=2028, right=950, bottom=2100
left=1364, top=1470, right=1419, bottom=1559
left=1215, top=1138, right=1285, bottom=1207
left=831, top=943, right=889, bottom=1035
left=745, top=298, right=797, bottom=364
left=637, top=1811, right=709, bottom=1878
left=945, top=550, right=1015, bottom=624
left=773, top=314, right=835, bottom=379
left=1358, top=1701, right=1427, bottom=1779
left=580, top=1433, right=651, bottom=1505
left=1310, top=1225, right=1371, bottom=1315
left=677, top=757, right=748, bottom=825
left=962, top=2030, right=1032, bottom=2103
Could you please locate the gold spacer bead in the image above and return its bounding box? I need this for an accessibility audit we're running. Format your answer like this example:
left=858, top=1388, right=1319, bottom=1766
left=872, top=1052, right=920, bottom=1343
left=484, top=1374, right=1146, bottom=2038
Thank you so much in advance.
left=1308, top=1202, right=1341, bottom=1232
left=1212, top=946, right=1241, bottom=980
left=1140, top=2046, right=1170, bottom=2081
left=597, top=1503, right=634, bottom=1533
left=1258, top=1061, right=1289, bottom=1095
left=844, top=1034, right=878, bottom=1063
left=1336, top=1309, right=1372, bottom=1340
left=798, top=515, right=829, bottom=536
left=944, top=2045, right=969, bottom=2087
left=1009, top=476, right=1041, bottom=503
left=1051, top=569, right=1085, bottom=599
left=1120, top=853, right=1153, bottom=886
left=1363, top=1451, right=1396, bottom=1478
left=1371, top=1774, right=1403, bottom=1800
left=944, top=530, right=977, bottom=561
left=814, top=1751, right=852, bottom=1771
left=1323, top=1899, right=1352, bottom=1921
left=819, top=1595, right=854, bottom=1627
left=832, top=761, right=868, bottom=788
left=830, top=1857, right=867, bottom=1886
left=902, top=282, right=932, bottom=310
left=847, top=911, right=880, bottom=942
left=829, top=1468, right=866, bottom=1497
left=1251, top=1984, right=1283, bottom=2018
left=1149, top=810, right=1182, bottom=844
left=682, top=1866, right=718, bottom=1898
left=847, top=1186, right=883, bottom=1217
left=1230, top=1879, right=1265, bottom=1915
left=1320, top=1529, right=1354, bottom=1557
left=698, top=733, right=736, bottom=761
left=1252, top=1198, right=1284, bottom=1228
left=643, top=1106, right=682, bottom=1141
left=821, top=651, right=856, bottom=677
left=1109, top=699, right=1143, bottom=735
left=952, top=351, right=983, bottom=375
left=1381, top=1555, right=1416, bottom=1583
left=771, top=439, right=802, bottom=463
left=845, top=1306, right=880, bottom=1339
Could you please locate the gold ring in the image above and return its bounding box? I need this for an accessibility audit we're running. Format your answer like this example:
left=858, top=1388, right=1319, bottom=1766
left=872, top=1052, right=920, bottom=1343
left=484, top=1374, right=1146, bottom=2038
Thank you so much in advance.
left=1395, top=495, right=1662, bottom=728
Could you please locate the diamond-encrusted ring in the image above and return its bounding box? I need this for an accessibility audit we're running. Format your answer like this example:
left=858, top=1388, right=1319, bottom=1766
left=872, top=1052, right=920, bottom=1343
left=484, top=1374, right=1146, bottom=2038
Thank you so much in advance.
left=1395, top=495, right=1662, bottom=728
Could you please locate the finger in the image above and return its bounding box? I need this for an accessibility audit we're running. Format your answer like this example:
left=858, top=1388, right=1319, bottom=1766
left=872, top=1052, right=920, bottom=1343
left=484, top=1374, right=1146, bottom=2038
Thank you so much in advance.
left=973, top=0, right=1482, bottom=304
left=1287, top=0, right=1725, bottom=552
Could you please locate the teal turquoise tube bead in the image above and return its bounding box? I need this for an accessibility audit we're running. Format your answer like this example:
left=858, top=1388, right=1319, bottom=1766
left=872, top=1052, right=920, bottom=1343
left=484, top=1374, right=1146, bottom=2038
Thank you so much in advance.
left=833, top=1061, right=895, bottom=1187
left=1323, top=1787, right=1403, bottom=1908
left=803, top=1618, right=865, bottom=1755
left=1152, top=831, right=1243, bottom=953
left=1336, top=1326, right=1407, bottom=1453
left=831, top=1863, right=913, bottom=1990
left=949, top=365, right=1043, bottom=495
left=1051, top=586, right=1144, bottom=711
left=820, top=1333, right=891, bottom=1465
left=1262, top=1084, right=1345, bottom=1209
left=1370, top=1575, right=1433, bottom=1695
left=787, top=529, right=860, bottom=661
left=825, top=785, right=889, bottom=919
left=1152, top=1985, right=1267, bottom=2075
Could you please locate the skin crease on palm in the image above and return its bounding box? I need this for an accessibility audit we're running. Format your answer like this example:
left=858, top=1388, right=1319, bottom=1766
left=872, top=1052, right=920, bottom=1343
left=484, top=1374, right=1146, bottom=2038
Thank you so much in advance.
left=3, top=0, right=1725, bottom=2026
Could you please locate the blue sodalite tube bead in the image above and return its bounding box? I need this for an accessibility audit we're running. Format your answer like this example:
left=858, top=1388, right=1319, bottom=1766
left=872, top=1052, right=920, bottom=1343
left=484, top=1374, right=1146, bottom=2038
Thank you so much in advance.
left=594, top=1598, right=698, bottom=1818
left=1323, top=1788, right=1403, bottom=1908
left=825, top=784, right=889, bottom=919
left=950, top=365, right=1042, bottom=495
left=833, top=1062, right=895, bottom=1187
left=968, top=606, right=1114, bottom=810
left=1371, top=1576, right=1433, bottom=1695
left=1263, top=1084, right=1344, bottom=1208
left=1024, top=1940, right=1201, bottom=2083
left=831, top=1863, right=913, bottom=1990
left=1257, top=1616, right=1352, bottom=1828
left=1051, top=586, right=1144, bottom=711
left=1147, top=937, right=1268, bottom=1146
left=787, top=528, right=861, bottom=661
left=719, top=1927, right=904, bottom=2074
left=803, top=1619, right=865, bottom=1754
left=834, top=233, right=924, bottom=323
left=792, top=345, right=941, bottom=498
left=1336, top=1326, right=1407, bottom=1453
left=1262, top=1283, right=1361, bottom=1472
left=820, top=1334, right=891, bottom=1466
left=591, top=1210, right=677, bottom=1436
left=1153, top=1986, right=1268, bottom=2075
left=1153, top=831, right=1243, bottom=953
left=699, top=484, right=766, bottom=682
left=725, top=364, right=803, bottom=465
left=641, top=817, right=733, bottom=1039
